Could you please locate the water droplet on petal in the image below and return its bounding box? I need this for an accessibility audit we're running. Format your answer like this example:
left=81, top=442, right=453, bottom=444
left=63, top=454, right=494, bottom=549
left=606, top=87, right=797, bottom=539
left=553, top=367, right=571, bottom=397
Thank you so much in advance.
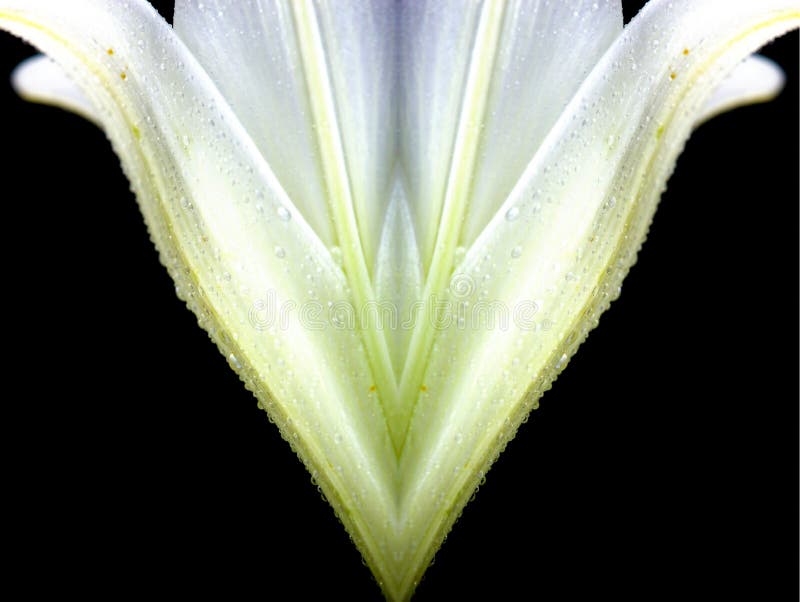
left=276, top=206, right=291, bottom=221
left=228, top=353, right=242, bottom=370
left=505, top=206, right=520, bottom=222
left=274, top=246, right=286, bottom=259
left=510, top=246, right=522, bottom=259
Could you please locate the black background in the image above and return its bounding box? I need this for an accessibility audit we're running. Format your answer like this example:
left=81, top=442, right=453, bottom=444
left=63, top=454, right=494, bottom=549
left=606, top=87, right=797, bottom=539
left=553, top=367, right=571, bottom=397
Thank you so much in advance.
left=1, top=2, right=797, bottom=599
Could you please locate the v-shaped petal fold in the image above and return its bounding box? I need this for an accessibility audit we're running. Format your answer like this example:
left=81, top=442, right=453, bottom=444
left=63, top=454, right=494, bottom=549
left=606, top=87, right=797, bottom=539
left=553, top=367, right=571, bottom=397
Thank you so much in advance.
left=1, top=1, right=798, bottom=600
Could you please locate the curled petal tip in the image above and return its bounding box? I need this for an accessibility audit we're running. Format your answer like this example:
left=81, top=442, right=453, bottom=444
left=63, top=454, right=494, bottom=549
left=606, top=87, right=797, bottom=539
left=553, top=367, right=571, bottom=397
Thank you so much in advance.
left=698, top=54, right=786, bottom=124
left=11, top=54, right=98, bottom=124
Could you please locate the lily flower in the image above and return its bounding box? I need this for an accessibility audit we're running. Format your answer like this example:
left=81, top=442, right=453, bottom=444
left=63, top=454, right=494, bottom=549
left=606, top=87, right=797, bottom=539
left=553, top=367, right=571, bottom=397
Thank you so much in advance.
left=1, top=0, right=797, bottom=599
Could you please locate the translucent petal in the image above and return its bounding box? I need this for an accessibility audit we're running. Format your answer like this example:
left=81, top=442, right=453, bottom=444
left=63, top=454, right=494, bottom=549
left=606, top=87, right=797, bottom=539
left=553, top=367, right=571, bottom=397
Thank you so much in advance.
left=395, top=0, right=622, bottom=439
left=12, top=54, right=98, bottom=123
left=396, top=0, right=483, bottom=272
left=176, top=2, right=400, bottom=412
left=2, top=0, right=798, bottom=599
left=174, top=0, right=397, bottom=272
left=398, top=0, right=800, bottom=595
left=311, top=0, right=397, bottom=269
left=0, top=0, right=396, bottom=585
left=398, top=1, right=622, bottom=271
left=698, top=54, right=786, bottom=124
left=462, top=0, right=623, bottom=246
left=374, top=175, right=423, bottom=378
left=173, top=0, right=335, bottom=246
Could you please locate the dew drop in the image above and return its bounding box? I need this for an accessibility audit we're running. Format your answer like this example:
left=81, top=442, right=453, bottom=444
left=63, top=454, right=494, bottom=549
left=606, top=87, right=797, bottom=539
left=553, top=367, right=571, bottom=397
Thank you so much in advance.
left=228, top=353, right=242, bottom=370
left=329, top=246, right=343, bottom=266
left=510, top=246, right=522, bottom=259
left=274, top=245, right=286, bottom=259
left=276, top=205, right=291, bottom=221
left=505, top=206, right=520, bottom=222
left=555, top=353, right=568, bottom=370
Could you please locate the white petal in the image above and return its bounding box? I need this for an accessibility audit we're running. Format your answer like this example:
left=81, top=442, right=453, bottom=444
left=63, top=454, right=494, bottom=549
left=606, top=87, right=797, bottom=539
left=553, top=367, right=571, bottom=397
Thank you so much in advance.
left=398, top=0, right=800, bottom=594
left=173, top=0, right=335, bottom=246
left=462, top=0, right=623, bottom=246
left=11, top=54, right=98, bottom=123
left=374, top=176, right=423, bottom=378
left=175, top=2, right=400, bottom=412
left=698, top=54, right=786, bottom=124
left=3, top=1, right=798, bottom=599
left=396, top=0, right=622, bottom=438
left=175, top=0, right=398, bottom=273
left=311, top=0, right=398, bottom=269
left=397, top=0, right=484, bottom=272
left=398, top=1, right=622, bottom=271
left=0, top=0, right=396, bottom=585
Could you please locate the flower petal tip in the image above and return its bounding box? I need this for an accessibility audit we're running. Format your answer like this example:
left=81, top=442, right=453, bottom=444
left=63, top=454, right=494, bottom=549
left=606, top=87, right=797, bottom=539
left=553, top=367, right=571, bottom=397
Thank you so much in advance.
left=698, top=54, right=787, bottom=125
left=11, top=53, right=98, bottom=124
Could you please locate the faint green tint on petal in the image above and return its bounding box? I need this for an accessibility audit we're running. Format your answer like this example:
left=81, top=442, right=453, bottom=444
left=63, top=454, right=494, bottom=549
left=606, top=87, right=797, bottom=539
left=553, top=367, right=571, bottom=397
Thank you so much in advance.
left=1, top=0, right=799, bottom=599
left=0, top=0, right=397, bottom=588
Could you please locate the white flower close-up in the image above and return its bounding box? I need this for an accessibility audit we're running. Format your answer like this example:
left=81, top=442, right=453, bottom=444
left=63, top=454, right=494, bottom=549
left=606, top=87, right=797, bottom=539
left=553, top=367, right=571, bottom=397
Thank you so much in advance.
left=1, top=0, right=797, bottom=599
